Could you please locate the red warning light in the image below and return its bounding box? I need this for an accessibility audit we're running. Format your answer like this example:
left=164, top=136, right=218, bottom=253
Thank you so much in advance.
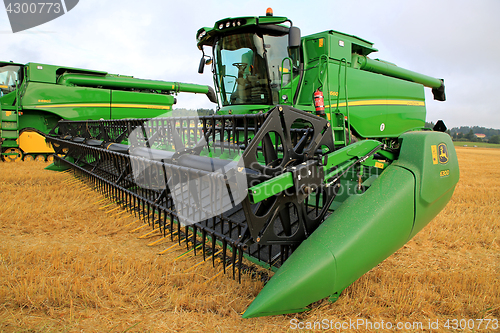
left=266, top=8, right=273, bottom=16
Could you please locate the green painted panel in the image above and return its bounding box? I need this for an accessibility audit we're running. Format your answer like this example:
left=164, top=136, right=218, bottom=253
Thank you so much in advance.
left=0, top=91, right=17, bottom=107
left=111, top=90, right=174, bottom=119
left=21, top=82, right=111, bottom=120
left=26, top=63, right=107, bottom=84
left=26, top=63, right=58, bottom=83
left=393, top=131, right=459, bottom=237
left=305, top=37, right=327, bottom=62
left=329, top=34, right=351, bottom=63
left=19, top=111, right=60, bottom=133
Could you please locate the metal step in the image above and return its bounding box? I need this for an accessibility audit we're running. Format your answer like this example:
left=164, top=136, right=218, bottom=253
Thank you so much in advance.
left=1, top=130, right=18, bottom=139
left=1, top=122, right=18, bottom=130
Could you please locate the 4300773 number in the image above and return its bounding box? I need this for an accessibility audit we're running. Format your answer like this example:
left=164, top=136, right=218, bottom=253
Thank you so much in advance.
left=6, top=2, right=62, bottom=14
left=444, top=318, right=498, bottom=330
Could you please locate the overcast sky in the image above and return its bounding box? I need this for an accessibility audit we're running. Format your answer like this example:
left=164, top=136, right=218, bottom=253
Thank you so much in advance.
left=1, top=0, right=499, bottom=129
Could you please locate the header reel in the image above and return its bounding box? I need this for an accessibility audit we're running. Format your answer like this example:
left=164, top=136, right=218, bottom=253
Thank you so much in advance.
left=47, top=105, right=336, bottom=272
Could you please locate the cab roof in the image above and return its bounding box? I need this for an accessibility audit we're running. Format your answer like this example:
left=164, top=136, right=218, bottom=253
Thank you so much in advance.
left=196, top=15, right=290, bottom=49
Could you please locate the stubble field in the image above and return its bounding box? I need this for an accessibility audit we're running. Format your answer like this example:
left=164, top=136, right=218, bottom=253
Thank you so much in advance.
left=0, top=147, right=499, bottom=332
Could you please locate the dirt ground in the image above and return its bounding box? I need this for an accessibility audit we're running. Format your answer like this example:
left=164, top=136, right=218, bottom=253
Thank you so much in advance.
left=0, top=147, right=499, bottom=332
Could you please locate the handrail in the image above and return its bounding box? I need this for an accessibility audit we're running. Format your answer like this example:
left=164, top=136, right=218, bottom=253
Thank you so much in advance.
left=279, top=57, right=294, bottom=105
left=317, top=55, right=352, bottom=146
left=318, top=54, right=334, bottom=129
left=337, top=58, right=351, bottom=145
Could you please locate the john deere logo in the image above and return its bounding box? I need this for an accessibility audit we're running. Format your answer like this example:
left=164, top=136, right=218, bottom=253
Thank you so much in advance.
left=438, top=143, right=449, bottom=164
left=3, top=0, right=79, bottom=33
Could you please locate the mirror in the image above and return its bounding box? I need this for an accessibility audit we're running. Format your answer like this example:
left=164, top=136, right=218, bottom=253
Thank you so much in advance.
left=289, top=26, right=301, bottom=48
left=198, top=56, right=213, bottom=74
left=198, top=56, right=206, bottom=74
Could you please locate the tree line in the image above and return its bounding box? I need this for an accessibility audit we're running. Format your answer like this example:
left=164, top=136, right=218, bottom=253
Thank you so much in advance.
left=425, top=122, right=500, bottom=144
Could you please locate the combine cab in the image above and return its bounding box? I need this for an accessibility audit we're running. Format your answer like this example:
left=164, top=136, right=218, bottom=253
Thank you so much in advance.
left=0, top=61, right=216, bottom=162
left=46, top=9, right=459, bottom=318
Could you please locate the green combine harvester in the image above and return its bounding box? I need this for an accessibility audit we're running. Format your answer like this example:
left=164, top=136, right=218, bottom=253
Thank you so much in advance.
left=0, top=61, right=216, bottom=162
left=46, top=9, right=459, bottom=318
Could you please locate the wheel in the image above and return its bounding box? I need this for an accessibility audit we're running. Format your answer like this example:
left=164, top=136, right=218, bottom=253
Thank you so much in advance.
left=232, top=62, right=248, bottom=67
left=35, top=155, right=46, bottom=162
left=2, top=148, right=23, bottom=162
left=46, top=154, right=55, bottom=163
left=23, top=154, right=34, bottom=162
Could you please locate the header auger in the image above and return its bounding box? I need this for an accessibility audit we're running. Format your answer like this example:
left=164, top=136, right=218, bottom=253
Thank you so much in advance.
left=46, top=9, right=459, bottom=318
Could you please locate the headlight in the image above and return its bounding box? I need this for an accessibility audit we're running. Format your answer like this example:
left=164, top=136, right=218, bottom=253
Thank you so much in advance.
left=196, top=30, right=206, bottom=41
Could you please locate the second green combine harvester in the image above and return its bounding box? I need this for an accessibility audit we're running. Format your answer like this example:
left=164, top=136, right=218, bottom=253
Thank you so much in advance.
left=46, top=9, right=459, bottom=318
left=0, top=61, right=216, bottom=162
